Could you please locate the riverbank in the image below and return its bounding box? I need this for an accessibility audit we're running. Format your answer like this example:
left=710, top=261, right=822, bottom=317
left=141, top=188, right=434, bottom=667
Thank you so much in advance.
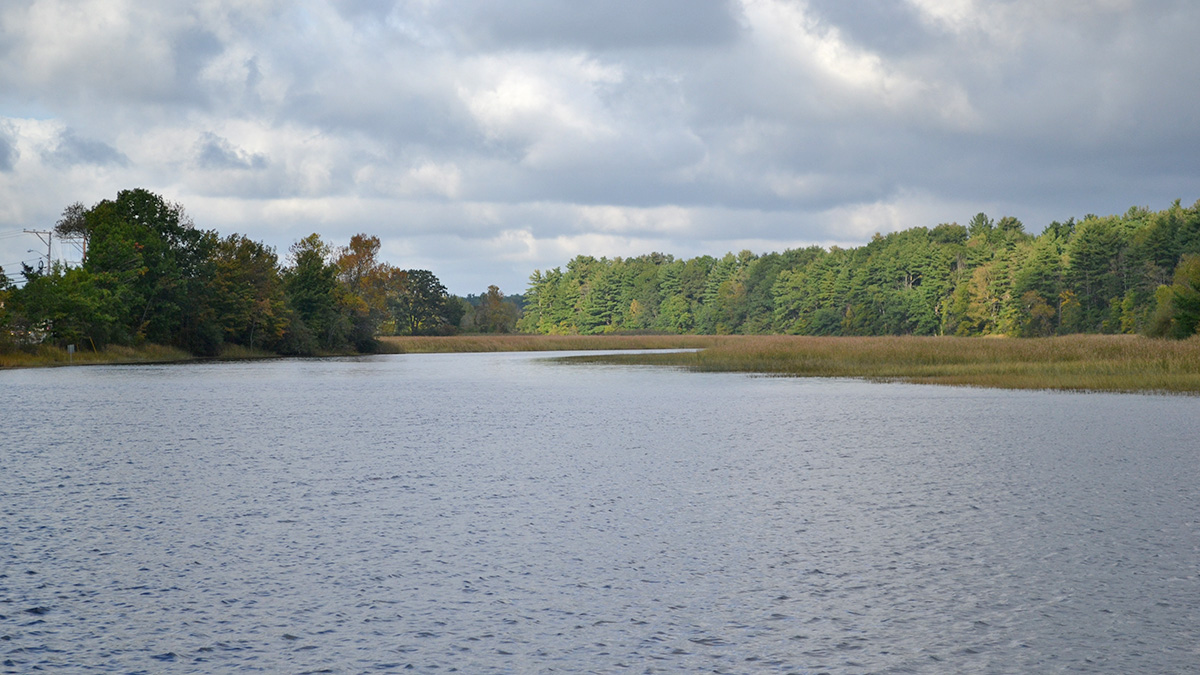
left=378, top=334, right=725, bottom=353
left=562, top=334, right=1200, bottom=394
left=0, top=335, right=714, bottom=369
left=9, top=334, right=1200, bottom=394
left=0, top=343, right=281, bottom=369
left=0, top=343, right=195, bottom=368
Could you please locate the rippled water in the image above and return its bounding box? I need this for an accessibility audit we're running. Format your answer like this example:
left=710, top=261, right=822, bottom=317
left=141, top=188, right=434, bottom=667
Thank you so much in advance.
left=2, top=352, right=1199, bottom=673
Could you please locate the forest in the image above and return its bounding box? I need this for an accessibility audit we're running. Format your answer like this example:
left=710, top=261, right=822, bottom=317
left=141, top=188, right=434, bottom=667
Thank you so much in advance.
left=5, top=192, right=1200, bottom=361
left=0, top=188, right=486, bottom=357
left=518, top=201, right=1200, bottom=340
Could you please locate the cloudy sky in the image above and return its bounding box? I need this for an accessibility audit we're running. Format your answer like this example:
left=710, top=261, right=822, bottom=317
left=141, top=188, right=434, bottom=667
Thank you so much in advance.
left=2, top=0, right=1197, bottom=294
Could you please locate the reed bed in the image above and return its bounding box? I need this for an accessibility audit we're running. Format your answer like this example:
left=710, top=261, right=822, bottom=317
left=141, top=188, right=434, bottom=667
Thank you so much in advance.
left=0, top=343, right=195, bottom=369
left=566, top=334, right=1200, bottom=394
left=9, top=334, right=1198, bottom=394
left=378, top=334, right=728, bottom=353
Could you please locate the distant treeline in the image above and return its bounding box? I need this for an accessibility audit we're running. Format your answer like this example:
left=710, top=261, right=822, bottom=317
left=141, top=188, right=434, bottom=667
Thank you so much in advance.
left=0, top=188, right=512, bottom=357
left=518, top=201, right=1200, bottom=339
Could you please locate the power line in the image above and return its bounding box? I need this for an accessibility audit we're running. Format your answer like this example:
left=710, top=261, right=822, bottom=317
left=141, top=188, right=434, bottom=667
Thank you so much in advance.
left=24, top=229, right=53, bottom=272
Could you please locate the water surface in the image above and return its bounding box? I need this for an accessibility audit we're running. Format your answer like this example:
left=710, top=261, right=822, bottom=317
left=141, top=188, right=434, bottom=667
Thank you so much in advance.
left=2, top=352, right=1198, bottom=673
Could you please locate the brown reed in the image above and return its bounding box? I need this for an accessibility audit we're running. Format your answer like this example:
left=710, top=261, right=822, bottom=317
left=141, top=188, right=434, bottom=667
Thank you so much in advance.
left=378, top=334, right=727, bottom=353
left=565, top=334, right=1200, bottom=394
left=0, top=343, right=195, bottom=369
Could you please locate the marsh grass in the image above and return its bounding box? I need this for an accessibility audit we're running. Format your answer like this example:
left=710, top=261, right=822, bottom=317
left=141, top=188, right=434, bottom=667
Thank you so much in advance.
left=378, top=334, right=727, bottom=353
left=9, top=333, right=1197, bottom=393
left=566, top=334, right=1200, bottom=394
left=0, top=343, right=194, bottom=369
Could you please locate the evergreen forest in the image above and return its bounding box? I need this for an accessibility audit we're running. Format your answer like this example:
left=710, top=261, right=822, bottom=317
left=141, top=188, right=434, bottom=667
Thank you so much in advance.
left=518, top=201, right=1200, bottom=340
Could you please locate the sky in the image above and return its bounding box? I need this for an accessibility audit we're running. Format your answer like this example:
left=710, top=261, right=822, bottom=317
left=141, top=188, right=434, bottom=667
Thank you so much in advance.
left=1, top=0, right=1198, bottom=295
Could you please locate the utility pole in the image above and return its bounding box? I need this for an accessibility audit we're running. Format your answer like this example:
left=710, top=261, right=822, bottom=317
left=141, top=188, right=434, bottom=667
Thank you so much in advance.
left=24, top=229, right=52, bottom=271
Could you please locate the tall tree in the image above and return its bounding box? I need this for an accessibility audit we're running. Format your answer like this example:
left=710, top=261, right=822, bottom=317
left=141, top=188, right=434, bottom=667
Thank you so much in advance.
left=389, top=269, right=449, bottom=335
left=475, top=285, right=520, bottom=333
left=210, top=234, right=290, bottom=351
left=336, top=234, right=390, bottom=350
left=284, top=233, right=345, bottom=353
left=82, top=188, right=220, bottom=352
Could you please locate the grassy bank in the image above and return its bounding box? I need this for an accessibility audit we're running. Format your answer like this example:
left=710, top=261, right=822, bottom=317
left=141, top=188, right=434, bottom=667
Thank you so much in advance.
left=378, top=334, right=727, bottom=353
left=563, top=334, right=1200, bottom=394
left=0, top=342, right=292, bottom=369
left=1, top=334, right=708, bottom=369
left=0, top=343, right=196, bottom=369
left=11, top=334, right=1198, bottom=394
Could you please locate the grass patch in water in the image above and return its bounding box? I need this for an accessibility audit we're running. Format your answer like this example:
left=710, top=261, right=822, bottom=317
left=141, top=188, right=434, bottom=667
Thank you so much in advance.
left=378, top=334, right=727, bottom=353
left=564, top=334, right=1200, bottom=394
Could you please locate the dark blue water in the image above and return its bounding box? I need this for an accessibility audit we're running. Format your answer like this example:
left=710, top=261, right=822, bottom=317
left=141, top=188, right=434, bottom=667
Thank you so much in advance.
left=2, top=352, right=1198, bottom=673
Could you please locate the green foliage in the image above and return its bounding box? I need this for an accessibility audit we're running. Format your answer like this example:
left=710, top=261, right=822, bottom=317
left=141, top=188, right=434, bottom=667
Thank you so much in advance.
left=284, top=233, right=346, bottom=352
left=211, top=234, right=291, bottom=352
left=12, top=191, right=1200, bottom=355
left=519, top=199, right=1200, bottom=341
left=389, top=269, right=450, bottom=336
left=81, top=189, right=221, bottom=351
left=7, top=189, right=460, bottom=358
left=1148, top=255, right=1200, bottom=339
left=7, top=263, right=124, bottom=349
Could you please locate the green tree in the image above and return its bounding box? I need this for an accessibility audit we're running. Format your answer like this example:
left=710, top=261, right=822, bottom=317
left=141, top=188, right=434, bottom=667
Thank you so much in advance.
left=389, top=269, right=450, bottom=335
left=284, top=233, right=345, bottom=352
left=968, top=212, right=994, bottom=241
left=210, top=234, right=291, bottom=351
left=82, top=189, right=220, bottom=352
left=0, top=267, right=12, bottom=353
left=1148, top=254, right=1200, bottom=338
left=579, top=266, right=618, bottom=334
left=1065, top=215, right=1129, bottom=331
left=657, top=295, right=693, bottom=333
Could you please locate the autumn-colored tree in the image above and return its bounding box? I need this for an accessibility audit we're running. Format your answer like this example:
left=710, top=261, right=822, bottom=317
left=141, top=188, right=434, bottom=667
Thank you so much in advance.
left=337, top=234, right=391, bottom=350
left=475, top=285, right=520, bottom=333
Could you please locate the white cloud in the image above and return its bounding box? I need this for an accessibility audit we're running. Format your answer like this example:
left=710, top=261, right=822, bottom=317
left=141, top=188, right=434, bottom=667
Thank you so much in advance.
left=356, top=161, right=462, bottom=199
left=458, top=53, right=623, bottom=167
left=737, top=0, right=978, bottom=127
left=574, top=204, right=694, bottom=235
left=1, top=0, right=1197, bottom=295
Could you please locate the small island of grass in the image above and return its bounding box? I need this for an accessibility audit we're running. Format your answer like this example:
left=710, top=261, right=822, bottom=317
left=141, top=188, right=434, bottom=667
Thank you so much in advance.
left=560, top=334, right=1200, bottom=394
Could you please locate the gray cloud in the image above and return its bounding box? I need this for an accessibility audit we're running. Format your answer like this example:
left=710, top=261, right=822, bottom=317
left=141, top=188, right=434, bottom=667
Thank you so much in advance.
left=803, top=0, right=932, bottom=54
left=0, top=0, right=1198, bottom=295
left=0, top=125, right=16, bottom=172
left=432, top=0, right=742, bottom=50
left=45, top=129, right=127, bottom=168
left=195, top=132, right=267, bottom=170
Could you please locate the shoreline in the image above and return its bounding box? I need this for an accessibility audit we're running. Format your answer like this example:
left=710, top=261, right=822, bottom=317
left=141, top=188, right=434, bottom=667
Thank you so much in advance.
left=561, top=334, right=1200, bottom=395
left=7, top=333, right=1200, bottom=394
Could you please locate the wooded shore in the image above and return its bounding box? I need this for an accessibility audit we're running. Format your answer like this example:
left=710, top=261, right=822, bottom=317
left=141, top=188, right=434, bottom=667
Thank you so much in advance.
left=7, top=334, right=1198, bottom=394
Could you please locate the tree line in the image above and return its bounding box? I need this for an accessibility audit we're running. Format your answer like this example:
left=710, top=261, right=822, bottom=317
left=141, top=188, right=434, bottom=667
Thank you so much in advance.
left=6, top=191, right=1198, bottom=356
left=0, top=188, right=505, bottom=356
left=518, top=200, right=1200, bottom=339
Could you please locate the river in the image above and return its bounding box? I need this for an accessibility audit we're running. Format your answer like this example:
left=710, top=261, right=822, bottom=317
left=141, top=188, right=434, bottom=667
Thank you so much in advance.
left=2, top=352, right=1198, bottom=673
